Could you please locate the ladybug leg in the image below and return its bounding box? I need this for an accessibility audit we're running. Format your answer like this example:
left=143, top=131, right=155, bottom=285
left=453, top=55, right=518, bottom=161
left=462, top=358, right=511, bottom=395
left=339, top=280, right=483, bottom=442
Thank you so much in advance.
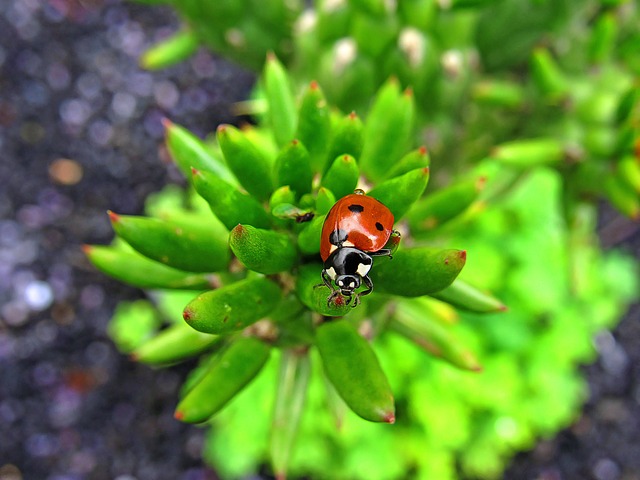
left=360, top=275, right=374, bottom=297
left=316, top=269, right=334, bottom=290
left=370, top=248, right=393, bottom=259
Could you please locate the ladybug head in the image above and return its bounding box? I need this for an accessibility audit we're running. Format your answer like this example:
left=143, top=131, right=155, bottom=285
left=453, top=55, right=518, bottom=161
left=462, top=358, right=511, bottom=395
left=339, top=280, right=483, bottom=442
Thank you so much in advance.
left=335, top=274, right=361, bottom=296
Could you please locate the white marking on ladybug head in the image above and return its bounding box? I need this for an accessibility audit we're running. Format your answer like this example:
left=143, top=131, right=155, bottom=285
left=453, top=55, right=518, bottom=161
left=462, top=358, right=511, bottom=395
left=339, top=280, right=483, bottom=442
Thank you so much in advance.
left=329, top=244, right=337, bottom=255
left=342, top=240, right=355, bottom=247
left=326, top=267, right=337, bottom=280
left=356, top=262, right=371, bottom=278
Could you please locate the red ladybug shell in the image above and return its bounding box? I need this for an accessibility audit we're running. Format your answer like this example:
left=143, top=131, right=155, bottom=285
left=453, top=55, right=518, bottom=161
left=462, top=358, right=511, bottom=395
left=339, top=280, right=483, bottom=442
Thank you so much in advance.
left=320, top=193, right=395, bottom=261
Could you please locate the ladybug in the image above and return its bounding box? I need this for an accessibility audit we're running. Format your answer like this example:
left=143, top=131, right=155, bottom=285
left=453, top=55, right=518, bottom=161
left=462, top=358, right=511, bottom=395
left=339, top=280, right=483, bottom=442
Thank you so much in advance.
left=319, top=189, right=399, bottom=307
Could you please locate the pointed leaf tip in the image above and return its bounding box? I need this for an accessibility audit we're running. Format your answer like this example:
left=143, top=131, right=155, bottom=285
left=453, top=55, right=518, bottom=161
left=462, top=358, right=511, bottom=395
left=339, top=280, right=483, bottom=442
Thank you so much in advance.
left=107, top=210, right=120, bottom=223
left=348, top=111, right=358, bottom=119
left=309, top=80, right=319, bottom=90
left=403, top=87, right=414, bottom=97
left=161, top=117, right=173, bottom=130
left=384, top=412, right=396, bottom=424
left=81, top=244, right=92, bottom=255
left=460, top=250, right=467, bottom=261
left=174, top=410, right=184, bottom=421
left=183, top=308, right=193, bottom=322
left=190, top=166, right=199, bottom=175
left=419, top=146, right=428, bottom=155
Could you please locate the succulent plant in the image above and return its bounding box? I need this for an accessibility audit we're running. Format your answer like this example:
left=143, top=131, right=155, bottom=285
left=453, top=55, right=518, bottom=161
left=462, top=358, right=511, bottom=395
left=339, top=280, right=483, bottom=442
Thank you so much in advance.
left=136, top=0, right=640, bottom=221
left=85, top=56, right=506, bottom=477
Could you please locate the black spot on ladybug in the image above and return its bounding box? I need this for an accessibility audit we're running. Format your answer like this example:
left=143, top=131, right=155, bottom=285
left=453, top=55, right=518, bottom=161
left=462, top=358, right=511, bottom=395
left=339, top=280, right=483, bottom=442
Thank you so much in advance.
left=329, top=229, right=348, bottom=247
left=375, top=222, right=384, bottom=231
left=348, top=204, right=364, bottom=213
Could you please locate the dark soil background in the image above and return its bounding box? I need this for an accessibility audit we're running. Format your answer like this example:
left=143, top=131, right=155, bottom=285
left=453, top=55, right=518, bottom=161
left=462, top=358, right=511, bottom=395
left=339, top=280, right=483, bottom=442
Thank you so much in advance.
left=0, top=1, right=638, bottom=479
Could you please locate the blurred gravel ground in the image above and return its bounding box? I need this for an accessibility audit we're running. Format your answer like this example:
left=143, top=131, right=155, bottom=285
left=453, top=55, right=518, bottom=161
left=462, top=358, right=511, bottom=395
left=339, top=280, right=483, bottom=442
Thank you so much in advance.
left=0, top=1, right=638, bottom=480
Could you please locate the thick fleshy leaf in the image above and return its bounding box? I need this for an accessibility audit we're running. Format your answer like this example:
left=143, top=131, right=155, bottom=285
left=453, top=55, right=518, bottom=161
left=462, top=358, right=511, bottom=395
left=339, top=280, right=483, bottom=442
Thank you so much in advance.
left=274, top=139, right=313, bottom=198
left=429, top=279, right=507, bottom=313
left=140, top=28, right=199, bottom=70
left=109, top=212, right=230, bottom=273
left=324, top=111, right=364, bottom=174
left=367, top=167, right=430, bottom=219
left=192, top=168, right=271, bottom=230
left=408, top=176, right=485, bottom=232
left=386, top=146, right=430, bottom=179
left=183, top=278, right=282, bottom=334
left=229, top=225, right=297, bottom=274
left=83, top=245, right=212, bottom=290
left=491, top=138, right=566, bottom=167
left=315, top=319, right=395, bottom=423
left=296, top=215, right=325, bottom=255
left=296, top=81, right=331, bottom=172
left=360, top=79, right=415, bottom=182
left=270, top=349, right=311, bottom=479
left=370, top=247, right=466, bottom=296
left=175, top=337, right=271, bottom=423
left=164, top=120, right=236, bottom=184
left=264, top=53, right=297, bottom=147
left=217, top=124, right=275, bottom=201
left=391, top=299, right=482, bottom=371
left=133, top=322, right=220, bottom=365
left=321, top=154, right=359, bottom=200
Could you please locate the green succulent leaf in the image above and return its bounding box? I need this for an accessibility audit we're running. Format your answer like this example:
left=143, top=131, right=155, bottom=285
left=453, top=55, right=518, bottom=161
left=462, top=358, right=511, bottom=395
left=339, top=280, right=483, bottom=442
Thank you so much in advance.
left=321, top=154, right=360, bottom=200
left=192, top=168, right=271, bottom=230
left=370, top=247, right=466, bottom=296
left=315, top=187, right=336, bottom=216
left=296, top=215, right=325, bottom=255
left=133, top=322, right=220, bottom=365
left=175, top=336, right=271, bottom=423
left=229, top=224, right=298, bottom=275
left=429, top=278, right=507, bottom=313
left=274, top=139, right=313, bottom=198
left=164, top=119, right=236, bottom=185
left=264, top=53, right=297, bottom=147
left=296, top=81, right=331, bottom=172
left=360, top=79, right=415, bottom=182
left=491, top=138, right=566, bottom=168
left=270, top=349, right=311, bottom=479
left=84, top=244, right=212, bottom=290
left=324, top=111, right=364, bottom=174
left=109, top=212, right=230, bottom=273
left=367, top=166, right=430, bottom=219
left=391, top=298, right=482, bottom=371
left=183, top=277, right=282, bottom=334
left=407, top=176, right=485, bottom=232
left=140, top=28, right=199, bottom=70
left=108, top=300, right=161, bottom=353
left=217, top=124, right=275, bottom=201
left=315, top=319, right=395, bottom=423
left=386, top=146, right=430, bottom=179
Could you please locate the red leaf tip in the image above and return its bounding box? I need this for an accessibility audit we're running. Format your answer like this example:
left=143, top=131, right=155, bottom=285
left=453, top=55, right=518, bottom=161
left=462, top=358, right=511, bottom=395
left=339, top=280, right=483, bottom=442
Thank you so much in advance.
left=292, top=138, right=299, bottom=145
left=309, top=80, right=319, bottom=90
left=107, top=210, right=120, bottom=223
left=182, top=308, right=193, bottom=322
left=174, top=410, right=185, bottom=421
left=81, top=244, right=93, bottom=255
left=419, top=145, right=428, bottom=155
left=190, top=167, right=200, bottom=176
left=348, top=111, right=358, bottom=120
left=161, top=117, right=173, bottom=130
left=384, top=412, right=396, bottom=424
left=459, top=250, right=467, bottom=261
